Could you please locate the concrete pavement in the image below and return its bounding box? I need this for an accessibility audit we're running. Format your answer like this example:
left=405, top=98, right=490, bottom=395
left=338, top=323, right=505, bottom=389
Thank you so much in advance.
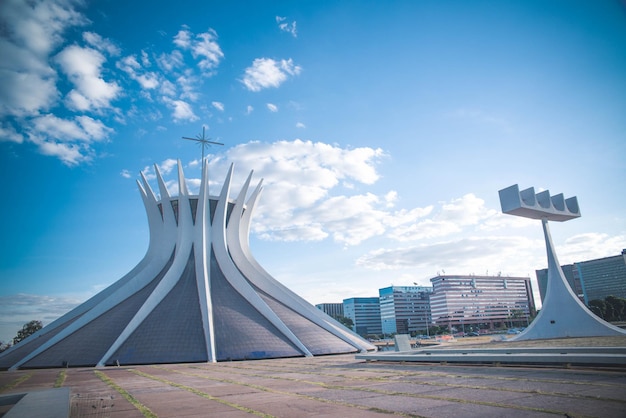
left=1, top=354, right=625, bottom=417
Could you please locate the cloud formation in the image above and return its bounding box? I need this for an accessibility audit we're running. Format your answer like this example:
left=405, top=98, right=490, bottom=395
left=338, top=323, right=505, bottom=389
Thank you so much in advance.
left=0, top=293, right=81, bottom=343
left=0, top=2, right=233, bottom=164
left=55, top=45, right=121, bottom=111
left=0, top=0, right=88, bottom=117
left=173, top=27, right=224, bottom=75
left=241, top=58, right=302, bottom=92
left=0, top=0, right=311, bottom=165
left=155, top=140, right=394, bottom=245
left=276, top=16, right=297, bottom=38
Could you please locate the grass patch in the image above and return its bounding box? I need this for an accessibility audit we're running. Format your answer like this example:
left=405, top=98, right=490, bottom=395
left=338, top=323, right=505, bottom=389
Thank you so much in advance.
left=0, top=373, right=32, bottom=393
left=94, top=370, right=157, bottom=418
left=53, top=370, right=66, bottom=388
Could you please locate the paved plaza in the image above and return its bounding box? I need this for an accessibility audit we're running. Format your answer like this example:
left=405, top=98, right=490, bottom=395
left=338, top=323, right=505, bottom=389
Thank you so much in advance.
left=1, top=352, right=625, bottom=417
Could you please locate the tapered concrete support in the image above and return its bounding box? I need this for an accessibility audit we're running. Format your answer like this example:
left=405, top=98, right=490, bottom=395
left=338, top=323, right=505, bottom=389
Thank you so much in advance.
left=499, top=184, right=626, bottom=341
left=1, top=160, right=374, bottom=370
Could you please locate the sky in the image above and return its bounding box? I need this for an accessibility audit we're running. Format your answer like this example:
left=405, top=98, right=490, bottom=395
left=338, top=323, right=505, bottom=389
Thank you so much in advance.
left=1, top=0, right=625, bottom=343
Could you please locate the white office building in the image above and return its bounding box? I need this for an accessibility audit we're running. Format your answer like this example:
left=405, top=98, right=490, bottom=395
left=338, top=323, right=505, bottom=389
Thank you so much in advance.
left=429, top=275, right=535, bottom=331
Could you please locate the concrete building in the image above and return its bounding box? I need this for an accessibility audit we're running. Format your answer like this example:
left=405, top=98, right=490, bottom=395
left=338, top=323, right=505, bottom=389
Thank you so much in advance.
left=536, top=250, right=626, bottom=304
left=379, top=286, right=432, bottom=335
left=429, top=275, right=535, bottom=331
left=343, top=297, right=382, bottom=337
left=0, top=161, right=374, bottom=370
left=315, top=303, right=344, bottom=318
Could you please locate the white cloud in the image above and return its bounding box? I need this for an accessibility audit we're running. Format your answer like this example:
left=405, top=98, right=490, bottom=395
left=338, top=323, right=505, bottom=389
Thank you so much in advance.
left=212, top=101, right=224, bottom=111
left=156, top=50, right=184, bottom=72
left=160, top=80, right=177, bottom=97
left=173, top=27, right=224, bottom=75
left=0, top=0, right=89, bottom=117
left=26, top=114, right=113, bottom=165
left=356, top=236, right=542, bottom=277
left=276, top=16, right=297, bottom=38
left=140, top=158, right=178, bottom=185
left=30, top=136, right=86, bottom=165
left=176, top=73, right=200, bottom=101
left=55, top=45, right=121, bottom=111
left=173, top=28, right=192, bottom=48
left=0, top=0, right=88, bottom=57
left=296, top=122, right=306, bottom=128
left=0, top=122, right=24, bottom=143
left=266, top=103, right=278, bottom=112
left=76, top=115, right=113, bottom=140
left=241, top=58, right=302, bottom=92
left=32, top=114, right=111, bottom=142
left=384, top=191, right=398, bottom=208
left=558, top=233, right=626, bottom=264
left=164, top=98, right=198, bottom=122
left=386, top=194, right=497, bottom=242
left=117, top=55, right=160, bottom=90
left=140, top=50, right=151, bottom=67
left=193, top=30, right=224, bottom=73
left=0, top=58, right=58, bottom=117
left=159, top=158, right=178, bottom=175
left=192, top=140, right=387, bottom=245
left=120, top=169, right=132, bottom=178
left=246, top=105, right=254, bottom=115
left=146, top=140, right=508, bottom=251
left=82, top=31, right=120, bottom=56
left=0, top=293, right=82, bottom=343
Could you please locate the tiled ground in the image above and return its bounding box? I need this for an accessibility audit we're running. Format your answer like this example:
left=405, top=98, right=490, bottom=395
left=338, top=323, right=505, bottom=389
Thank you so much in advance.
left=1, top=354, right=625, bottom=417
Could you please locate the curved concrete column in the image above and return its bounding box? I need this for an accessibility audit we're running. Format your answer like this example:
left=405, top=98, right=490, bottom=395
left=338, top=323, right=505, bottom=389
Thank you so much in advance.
left=499, top=184, right=626, bottom=341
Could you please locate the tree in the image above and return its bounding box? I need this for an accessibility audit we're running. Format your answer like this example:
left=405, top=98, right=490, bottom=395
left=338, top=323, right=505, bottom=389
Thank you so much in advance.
left=0, top=341, right=11, bottom=353
left=589, top=299, right=606, bottom=319
left=334, top=315, right=354, bottom=329
left=13, top=320, right=43, bottom=345
left=606, top=296, right=626, bottom=321
left=588, top=296, right=626, bottom=322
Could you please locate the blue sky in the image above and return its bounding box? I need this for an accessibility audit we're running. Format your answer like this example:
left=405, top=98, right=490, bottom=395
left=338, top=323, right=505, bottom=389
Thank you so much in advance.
left=1, top=0, right=625, bottom=342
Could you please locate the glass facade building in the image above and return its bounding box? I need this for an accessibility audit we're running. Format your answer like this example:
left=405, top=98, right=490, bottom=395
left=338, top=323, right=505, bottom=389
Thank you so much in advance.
left=343, top=297, right=382, bottom=337
left=379, top=286, right=432, bottom=335
left=429, top=275, right=535, bottom=330
left=315, top=303, right=344, bottom=319
left=536, top=249, right=626, bottom=304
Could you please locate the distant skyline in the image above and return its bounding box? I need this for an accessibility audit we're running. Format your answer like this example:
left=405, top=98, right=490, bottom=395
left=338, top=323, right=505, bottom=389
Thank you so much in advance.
left=1, top=0, right=625, bottom=342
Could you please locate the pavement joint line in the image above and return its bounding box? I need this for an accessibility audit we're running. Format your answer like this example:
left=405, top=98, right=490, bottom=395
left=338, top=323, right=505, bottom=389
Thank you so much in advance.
left=95, top=370, right=157, bottom=418
left=186, top=363, right=626, bottom=404
left=153, top=365, right=418, bottom=417
left=0, top=372, right=32, bottom=393
left=131, top=368, right=275, bottom=418
left=182, top=365, right=573, bottom=416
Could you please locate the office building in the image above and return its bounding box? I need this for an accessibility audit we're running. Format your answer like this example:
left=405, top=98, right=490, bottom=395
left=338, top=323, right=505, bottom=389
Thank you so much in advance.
left=429, top=275, right=535, bottom=331
left=379, top=286, right=432, bottom=335
left=343, top=297, right=382, bottom=337
left=536, top=250, right=626, bottom=304
left=315, top=303, right=344, bottom=318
